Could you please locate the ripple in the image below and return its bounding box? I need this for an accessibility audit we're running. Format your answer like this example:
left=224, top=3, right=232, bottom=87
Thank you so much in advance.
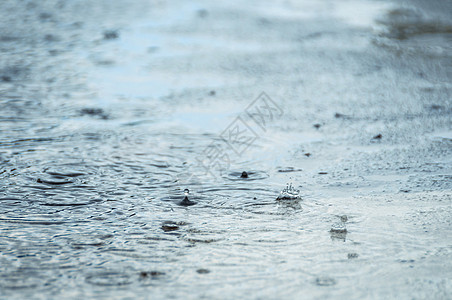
left=46, top=171, right=86, bottom=178
left=85, top=271, right=132, bottom=286
left=160, top=194, right=206, bottom=207
left=277, top=167, right=302, bottom=173
left=224, top=170, right=269, bottom=181
left=0, top=218, right=66, bottom=225
left=36, top=178, right=73, bottom=185
left=0, top=217, right=86, bottom=225
left=41, top=202, right=92, bottom=207
left=139, top=271, right=165, bottom=279
left=0, top=272, right=46, bottom=289
left=315, top=276, right=336, bottom=286
left=276, top=183, right=301, bottom=201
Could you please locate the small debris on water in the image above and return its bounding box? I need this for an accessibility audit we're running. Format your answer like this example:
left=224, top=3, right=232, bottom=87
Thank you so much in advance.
left=372, top=134, right=382, bottom=140
left=196, top=268, right=210, bottom=274
left=240, top=171, right=248, bottom=178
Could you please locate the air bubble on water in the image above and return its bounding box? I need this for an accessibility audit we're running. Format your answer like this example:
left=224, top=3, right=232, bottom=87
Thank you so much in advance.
left=276, top=182, right=301, bottom=200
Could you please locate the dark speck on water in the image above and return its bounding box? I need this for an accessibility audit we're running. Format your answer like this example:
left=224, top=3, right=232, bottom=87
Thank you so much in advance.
left=240, top=171, right=249, bottom=178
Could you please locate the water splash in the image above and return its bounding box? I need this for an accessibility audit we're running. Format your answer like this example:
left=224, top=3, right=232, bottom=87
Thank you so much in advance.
left=276, top=182, right=301, bottom=201
left=179, top=188, right=196, bottom=207
left=330, top=215, right=348, bottom=233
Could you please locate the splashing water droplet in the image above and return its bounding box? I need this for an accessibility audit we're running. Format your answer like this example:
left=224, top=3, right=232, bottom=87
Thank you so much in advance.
left=331, top=215, right=348, bottom=233
left=276, top=182, right=301, bottom=200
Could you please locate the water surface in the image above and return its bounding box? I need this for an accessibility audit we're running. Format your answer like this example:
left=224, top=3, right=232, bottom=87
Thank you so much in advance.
left=1, top=0, right=451, bottom=298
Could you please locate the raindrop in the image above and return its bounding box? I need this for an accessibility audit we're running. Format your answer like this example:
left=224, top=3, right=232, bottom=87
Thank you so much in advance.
left=330, top=215, right=348, bottom=233
left=276, top=182, right=301, bottom=200
left=315, top=277, right=336, bottom=286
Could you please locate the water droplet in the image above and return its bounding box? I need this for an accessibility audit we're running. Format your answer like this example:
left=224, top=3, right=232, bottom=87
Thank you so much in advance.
left=315, top=277, right=336, bottom=286
left=276, top=182, right=301, bottom=200
left=330, top=215, right=347, bottom=233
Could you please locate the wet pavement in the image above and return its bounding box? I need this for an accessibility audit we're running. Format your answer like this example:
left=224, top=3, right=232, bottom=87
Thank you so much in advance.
left=0, top=0, right=451, bottom=299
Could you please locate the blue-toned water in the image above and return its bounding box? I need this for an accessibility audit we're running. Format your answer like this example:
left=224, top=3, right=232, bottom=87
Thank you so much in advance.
left=1, top=0, right=451, bottom=298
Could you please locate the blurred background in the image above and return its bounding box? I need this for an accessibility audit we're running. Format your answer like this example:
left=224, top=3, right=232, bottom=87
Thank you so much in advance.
left=0, top=0, right=451, bottom=299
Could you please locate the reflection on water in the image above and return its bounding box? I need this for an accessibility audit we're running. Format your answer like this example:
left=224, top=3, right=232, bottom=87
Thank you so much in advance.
left=1, top=0, right=452, bottom=298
